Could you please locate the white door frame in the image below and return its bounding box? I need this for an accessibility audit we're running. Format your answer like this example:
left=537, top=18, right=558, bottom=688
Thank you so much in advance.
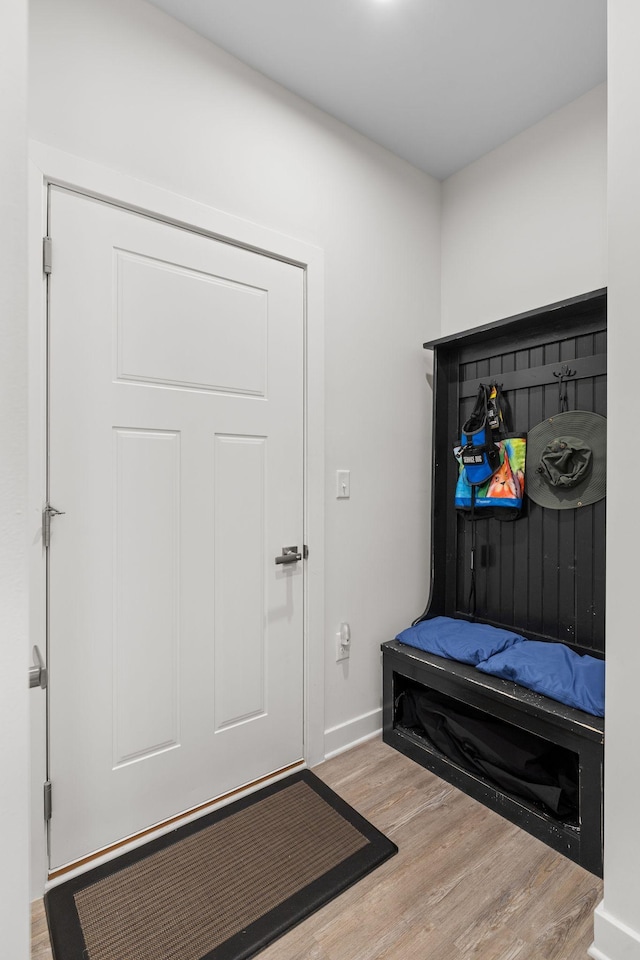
left=28, top=140, right=325, bottom=896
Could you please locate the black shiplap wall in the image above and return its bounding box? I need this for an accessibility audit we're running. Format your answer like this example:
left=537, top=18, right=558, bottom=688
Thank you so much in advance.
left=425, top=290, right=606, bottom=658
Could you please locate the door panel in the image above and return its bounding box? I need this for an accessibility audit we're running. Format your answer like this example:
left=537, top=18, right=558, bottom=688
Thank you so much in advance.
left=213, top=434, right=267, bottom=730
left=113, top=427, right=180, bottom=767
left=47, top=186, right=304, bottom=870
left=115, top=249, right=268, bottom=395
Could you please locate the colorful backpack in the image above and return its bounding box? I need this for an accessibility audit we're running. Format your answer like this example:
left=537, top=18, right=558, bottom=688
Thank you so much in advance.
left=453, top=383, right=526, bottom=521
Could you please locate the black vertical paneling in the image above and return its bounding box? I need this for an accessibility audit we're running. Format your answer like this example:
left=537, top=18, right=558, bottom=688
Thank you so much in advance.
left=592, top=498, right=606, bottom=653
left=557, top=509, right=576, bottom=645
left=526, top=348, right=545, bottom=635
left=478, top=518, right=490, bottom=618
left=476, top=358, right=490, bottom=381
left=574, top=502, right=596, bottom=650
left=573, top=335, right=599, bottom=651
left=482, top=352, right=504, bottom=619
left=425, top=289, right=606, bottom=657
left=560, top=336, right=578, bottom=413
left=541, top=344, right=561, bottom=641
left=456, top=518, right=468, bottom=614
left=480, top=354, right=504, bottom=621
left=593, top=347, right=607, bottom=650
left=499, top=352, right=516, bottom=626
left=512, top=350, right=532, bottom=629
left=455, top=391, right=476, bottom=614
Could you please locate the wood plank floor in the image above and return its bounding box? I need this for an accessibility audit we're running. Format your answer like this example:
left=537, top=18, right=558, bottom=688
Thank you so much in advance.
left=32, top=738, right=602, bottom=959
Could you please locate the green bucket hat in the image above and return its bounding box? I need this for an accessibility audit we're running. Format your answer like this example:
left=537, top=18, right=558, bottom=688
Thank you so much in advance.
left=525, top=410, right=607, bottom=510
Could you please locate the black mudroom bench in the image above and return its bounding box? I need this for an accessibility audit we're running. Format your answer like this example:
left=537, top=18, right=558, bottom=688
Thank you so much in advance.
left=382, top=638, right=604, bottom=875
left=381, top=290, right=607, bottom=877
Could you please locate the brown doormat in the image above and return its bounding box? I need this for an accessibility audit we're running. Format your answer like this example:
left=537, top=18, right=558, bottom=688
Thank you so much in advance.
left=45, top=770, right=397, bottom=960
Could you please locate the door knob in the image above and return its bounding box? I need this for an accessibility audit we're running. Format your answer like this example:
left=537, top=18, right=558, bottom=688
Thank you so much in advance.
left=275, top=545, right=302, bottom=565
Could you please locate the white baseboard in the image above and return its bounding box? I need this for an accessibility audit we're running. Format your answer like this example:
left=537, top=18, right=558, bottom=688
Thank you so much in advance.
left=323, top=707, right=382, bottom=760
left=590, top=901, right=640, bottom=960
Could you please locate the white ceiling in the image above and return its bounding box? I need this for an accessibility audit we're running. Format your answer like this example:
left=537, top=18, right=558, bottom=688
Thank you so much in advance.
left=147, top=0, right=607, bottom=181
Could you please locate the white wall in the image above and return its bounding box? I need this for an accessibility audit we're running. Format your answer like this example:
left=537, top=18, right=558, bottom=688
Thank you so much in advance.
left=441, top=84, right=607, bottom=334
left=591, top=3, right=640, bottom=958
left=29, top=0, right=440, bottom=758
left=0, top=1, right=30, bottom=957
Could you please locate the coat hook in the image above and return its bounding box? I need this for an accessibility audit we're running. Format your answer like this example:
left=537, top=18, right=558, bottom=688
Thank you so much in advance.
left=553, top=364, right=576, bottom=412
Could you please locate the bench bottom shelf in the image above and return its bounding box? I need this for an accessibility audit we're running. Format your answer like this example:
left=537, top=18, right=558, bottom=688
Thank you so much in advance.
left=382, top=640, right=603, bottom=877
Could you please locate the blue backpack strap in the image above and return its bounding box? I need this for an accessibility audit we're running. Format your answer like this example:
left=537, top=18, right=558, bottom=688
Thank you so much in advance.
left=459, top=384, right=501, bottom=485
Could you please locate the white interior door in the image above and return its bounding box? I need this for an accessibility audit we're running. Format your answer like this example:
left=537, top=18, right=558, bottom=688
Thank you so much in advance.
left=47, top=185, right=305, bottom=871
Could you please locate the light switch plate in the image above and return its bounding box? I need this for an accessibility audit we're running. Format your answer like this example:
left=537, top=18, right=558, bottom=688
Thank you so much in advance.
left=336, top=469, right=350, bottom=499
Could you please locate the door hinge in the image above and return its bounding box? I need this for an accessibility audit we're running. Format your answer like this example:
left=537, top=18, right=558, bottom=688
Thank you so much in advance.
left=43, top=236, right=52, bottom=275
left=43, top=503, right=66, bottom=549
left=44, top=781, right=52, bottom=822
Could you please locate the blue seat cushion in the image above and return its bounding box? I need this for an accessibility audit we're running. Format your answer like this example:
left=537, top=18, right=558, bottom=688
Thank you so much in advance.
left=476, top=640, right=605, bottom=717
left=396, top=616, right=524, bottom=666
